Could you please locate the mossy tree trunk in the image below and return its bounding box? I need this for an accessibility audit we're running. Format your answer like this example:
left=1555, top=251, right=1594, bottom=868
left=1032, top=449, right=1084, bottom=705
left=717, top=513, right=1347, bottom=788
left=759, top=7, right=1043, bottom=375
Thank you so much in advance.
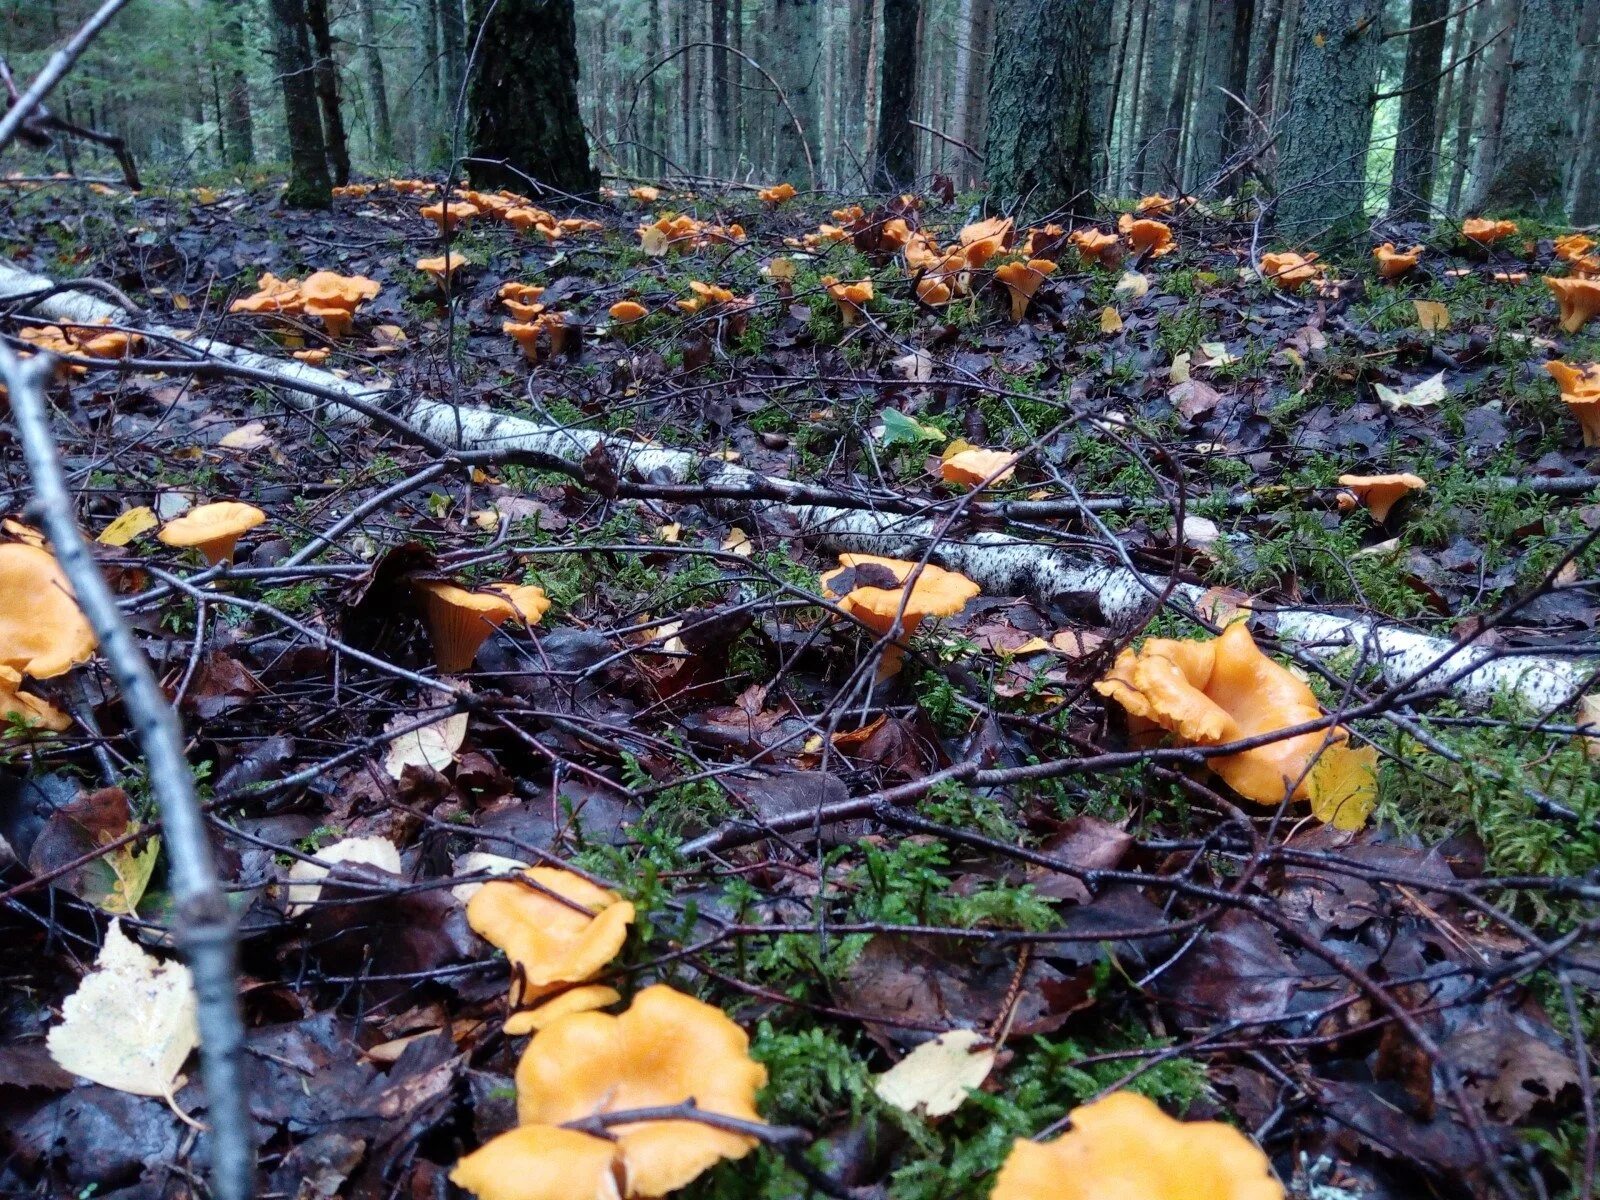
left=267, top=0, right=332, bottom=208
left=984, top=0, right=1112, bottom=213
left=873, top=0, right=920, bottom=189
left=772, top=0, right=823, bottom=185
left=1387, top=0, right=1447, bottom=218
left=1274, top=0, right=1381, bottom=237
left=464, top=0, right=597, bottom=196
left=305, top=0, right=350, bottom=186
left=1478, top=0, right=1581, bottom=213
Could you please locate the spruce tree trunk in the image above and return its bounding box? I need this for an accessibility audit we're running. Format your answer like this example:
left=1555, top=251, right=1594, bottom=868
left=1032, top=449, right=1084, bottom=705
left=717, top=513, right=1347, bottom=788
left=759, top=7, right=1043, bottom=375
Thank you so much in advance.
left=1133, top=0, right=1177, bottom=189
left=1572, top=1, right=1600, bottom=219
left=771, top=0, right=823, bottom=185
left=1478, top=0, right=1581, bottom=212
left=268, top=0, right=332, bottom=207
left=465, top=0, right=597, bottom=194
left=1188, top=0, right=1245, bottom=186
left=1386, top=0, right=1448, bottom=218
left=441, top=0, right=467, bottom=119
left=985, top=0, right=1112, bottom=212
left=1246, top=0, right=1285, bottom=120
left=1275, top=0, right=1381, bottom=236
left=215, top=0, right=254, bottom=166
left=711, top=0, right=732, bottom=176
left=358, top=0, right=394, bottom=162
left=305, top=0, right=351, bottom=185
left=1462, top=0, right=1515, bottom=210
left=874, top=0, right=920, bottom=188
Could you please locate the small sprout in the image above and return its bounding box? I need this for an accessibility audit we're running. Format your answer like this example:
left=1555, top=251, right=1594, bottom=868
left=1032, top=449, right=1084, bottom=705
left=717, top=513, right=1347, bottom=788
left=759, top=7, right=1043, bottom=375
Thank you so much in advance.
left=413, top=579, right=550, bottom=673
left=157, top=501, right=267, bottom=566
left=1336, top=472, right=1426, bottom=523
left=1546, top=360, right=1600, bottom=445
left=1461, top=217, right=1517, bottom=245
left=1259, top=250, right=1321, bottom=290
left=1545, top=275, right=1600, bottom=333
left=993, top=258, right=1057, bottom=323
left=821, top=275, right=874, bottom=327
left=1372, top=242, right=1422, bottom=279
left=1095, top=622, right=1358, bottom=812
left=992, top=1091, right=1283, bottom=1200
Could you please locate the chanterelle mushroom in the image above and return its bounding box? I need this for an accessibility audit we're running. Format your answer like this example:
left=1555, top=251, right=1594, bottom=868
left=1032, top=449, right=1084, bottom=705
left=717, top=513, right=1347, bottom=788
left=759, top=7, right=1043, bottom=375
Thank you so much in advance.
left=992, top=1091, right=1283, bottom=1200
left=1095, top=621, right=1346, bottom=807
left=1337, top=473, right=1426, bottom=523
left=413, top=580, right=550, bottom=673
left=1546, top=361, right=1600, bottom=446
left=157, top=501, right=266, bottom=566
left=993, top=259, right=1057, bottom=323
left=0, top=542, right=96, bottom=679
left=1546, top=276, right=1600, bottom=334
left=821, top=553, right=979, bottom=677
left=1372, top=243, right=1423, bottom=279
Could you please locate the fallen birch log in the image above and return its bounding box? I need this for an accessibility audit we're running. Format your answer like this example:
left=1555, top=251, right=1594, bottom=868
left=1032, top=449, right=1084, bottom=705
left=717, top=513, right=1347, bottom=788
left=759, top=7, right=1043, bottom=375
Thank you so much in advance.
left=1, top=262, right=1590, bottom=712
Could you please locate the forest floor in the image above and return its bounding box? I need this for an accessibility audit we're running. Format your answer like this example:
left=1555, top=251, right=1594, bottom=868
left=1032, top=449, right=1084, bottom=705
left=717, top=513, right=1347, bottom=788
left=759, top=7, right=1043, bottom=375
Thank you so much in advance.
left=1, top=172, right=1599, bottom=1200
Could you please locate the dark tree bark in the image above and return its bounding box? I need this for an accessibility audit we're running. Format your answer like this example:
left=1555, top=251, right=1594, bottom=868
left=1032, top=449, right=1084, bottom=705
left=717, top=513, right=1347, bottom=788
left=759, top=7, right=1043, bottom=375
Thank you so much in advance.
left=1446, top=0, right=1489, bottom=210
left=465, top=0, right=597, bottom=194
left=772, top=0, right=823, bottom=184
left=357, top=0, right=394, bottom=162
left=985, top=0, right=1113, bottom=212
left=1154, top=0, right=1197, bottom=187
left=305, top=0, right=350, bottom=185
left=1479, top=0, right=1581, bottom=212
left=1246, top=0, right=1285, bottom=121
left=1463, top=0, right=1515, bottom=210
left=1572, top=0, right=1600, bottom=219
left=214, top=0, right=255, bottom=166
left=1187, top=0, right=1248, bottom=186
left=711, top=0, right=733, bottom=175
left=441, top=0, right=467, bottom=118
left=1133, top=0, right=1177, bottom=189
left=874, top=0, right=920, bottom=188
left=1275, top=0, right=1381, bottom=236
left=268, top=0, right=332, bottom=207
left=1387, top=0, right=1448, bottom=218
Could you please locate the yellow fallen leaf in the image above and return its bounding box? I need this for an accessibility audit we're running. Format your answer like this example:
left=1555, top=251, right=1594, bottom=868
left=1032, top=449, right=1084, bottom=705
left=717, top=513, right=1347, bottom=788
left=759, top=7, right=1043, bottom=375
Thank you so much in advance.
left=1099, top=306, right=1123, bottom=333
left=1169, top=351, right=1192, bottom=384
left=873, top=1029, right=996, bottom=1117
left=1307, top=740, right=1379, bottom=830
left=98, top=506, right=158, bottom=547
left=471, top=509, right=500, bottom=531
left=1413, top=299, right=1450, bottom=332
left=1577, top=694, right=1600, bottom=762
left=657, top=522, right=682, bottom=543
left=218, top=421, right=273, bottom=451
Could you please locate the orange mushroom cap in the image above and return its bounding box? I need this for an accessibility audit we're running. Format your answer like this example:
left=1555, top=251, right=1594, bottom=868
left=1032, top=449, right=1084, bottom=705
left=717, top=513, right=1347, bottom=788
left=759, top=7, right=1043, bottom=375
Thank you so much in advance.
left=1555, top=234, right=1597, bottom=264
left=1070, top=228, right=1119, bottom=269
left=629, top=185, right=661, bottom=203
left=70, top=325, right=143, bottom=359
left=499, top=282, right=547, bottom=305
left=229, top=272, right=303, bottom=315
left=608, top=300, right=648, bottom=325
left=1372, top=243, right=1423, bottom=279
left=992, top=1091, right=1283, bottom=1200
left=0, top=543, right=96, bottom=679
left=503, top=320, right=544, bottom=362
left=466, top=867, right=634, bottom=1007
left=942, top=447, right=1020, bottom=488
left=993, top=259, right=1057, bottom=323
left=916, top=275, right=953, bottom=306
left=513, top=985, right=768, bottom=1198
left=820, top=553, right=979, bottom=674
left=300, top=271, right=380, bottom=310
left=503, top=984, right=622, bottom=1036
left=0, top=666, right=72, bottom=733
left=420, top=199, right=480, bottom=230
left=1260, top=250, right=1322, bottom=290
left=1095, top=622, right=1339, bottom=806
left=1136, top=193, right=1176, bottom=216
left=304, top=301, right=354, bottom=340
left=1462, top=217, right=1517, bottom=244
left=1545, top=276, right=1600, bottom=333
left=758, top=182, right=797, bottom=205
left=1119, top=214, right=1175, bottom=257
left=820, top=276, right=875, bottom=327
left=451, top=1125, right=622, bottom=1200
left=1546, top=360, right=1600, bottom=446
left=1336, top=473, right=1426, bottom=522
left=415, top=252, right=473, bottom=284
left=413, top=579, right=550, bottom=673
left=157, top=501, right=266, bottom=566
left=959, top=215, right=1013, bottom=249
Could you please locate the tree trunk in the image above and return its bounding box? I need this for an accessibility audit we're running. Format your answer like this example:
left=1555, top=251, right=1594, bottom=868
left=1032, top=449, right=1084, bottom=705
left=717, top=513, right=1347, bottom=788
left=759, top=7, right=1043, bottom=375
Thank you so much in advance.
left=465, top=0, right=597, bottom=194
left=1386, top=0, right=1448, bottom=218
left=305, top=0, right=351, bottom=186
left=1462, top=0, right=1516, bottom=210
left=711, top=0, right=732, bottom=176
left=1431, top=2, right=1465, bottom=180
left=1275, top=0, right=1381, bottom=236
left=1478, top=0, right=1581, bottom=212
left=357, top=0, right=394, bottom=162
left=1446, top=0, right=1489, bottom=211
left=771, top=0, right=823, bottom=185
left=1188, top=0, right=1245, bottom=186
left=1153, top=0, right=1197, bottom=189
left=1246, top=0, right=1285, bottom=121
left=215, top=0, right=254, bottom=166
left=1101, top=0, right=1139, bottom=189
left=874, top=0, right=920, bottom=188
left=1572, top=0, right=1600, bottom=219
left=985, top=0, right=1112, bottom=212
left=1134, top=0, right=1177, bottom=189
left=268, top=0, right=332, bottom=207
left=441, top=0, right=467, bottom=121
